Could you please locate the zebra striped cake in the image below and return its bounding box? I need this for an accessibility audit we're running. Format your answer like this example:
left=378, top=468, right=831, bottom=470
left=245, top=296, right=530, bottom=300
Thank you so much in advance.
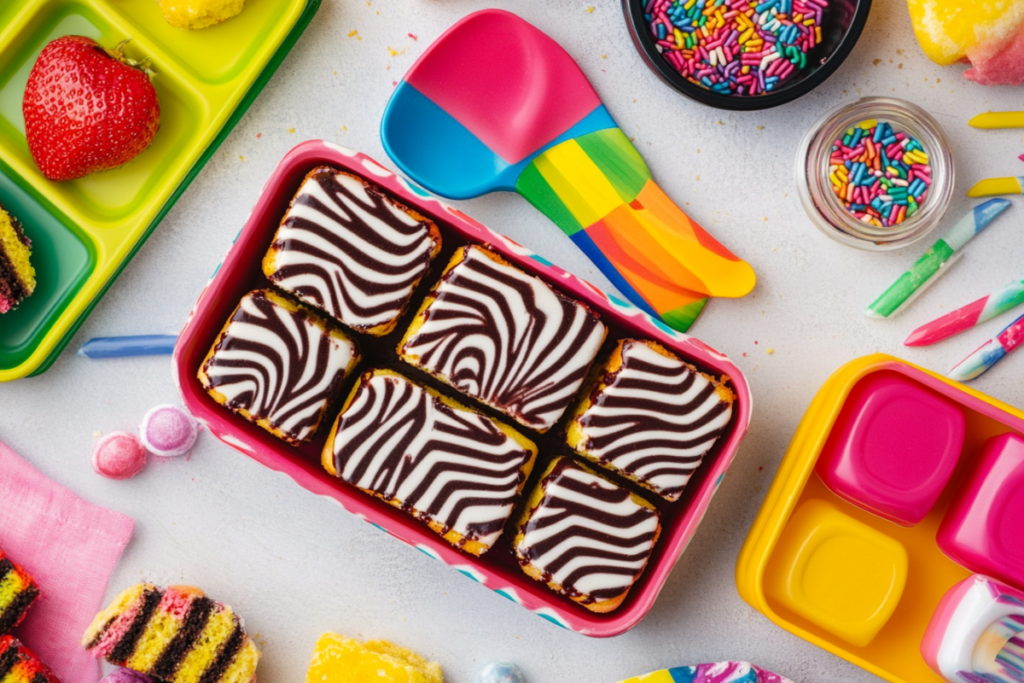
left=0, top=636, right=59, bottom=683
left=263, top=166, right=441, bottom=336
left=398, top=245, right=606, bottom=433
left=514, top=457, right=660, bottom=613
left=82, top=584, right=259, bottom=683
left=198, top=289, right=361, bottom=445
left=566, top=339, right=734, bottom=501
left=323, top=369, right=537, bottom=555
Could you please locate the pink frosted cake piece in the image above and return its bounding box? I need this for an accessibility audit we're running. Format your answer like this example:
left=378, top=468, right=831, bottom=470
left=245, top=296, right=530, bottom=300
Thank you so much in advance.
left=922, top=574, right=1024, bottom=683
left=965, top=24, right=1024, bottom=86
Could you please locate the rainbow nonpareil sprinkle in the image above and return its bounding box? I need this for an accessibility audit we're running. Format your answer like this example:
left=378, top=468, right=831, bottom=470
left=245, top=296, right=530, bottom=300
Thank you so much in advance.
left=829, top=120, right=931, bottom=228
left=644, top=0, right=828, bottom=96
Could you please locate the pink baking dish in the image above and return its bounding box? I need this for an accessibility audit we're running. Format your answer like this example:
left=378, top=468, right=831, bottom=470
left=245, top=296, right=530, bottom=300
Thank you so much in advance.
left=172, top=140, right=751, bottom=637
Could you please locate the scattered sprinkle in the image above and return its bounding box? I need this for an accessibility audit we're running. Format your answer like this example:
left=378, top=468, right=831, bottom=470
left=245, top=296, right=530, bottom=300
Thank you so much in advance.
left=288, top=127, right=296, bottom=133
left=239, top=155, right=245, bottom=161
left=342, top=125, right=348, bottom=132
left=587, top=6, right=595, bottom=12
left=392, top=80, right=398, bottom=86
left=93, top=431, right=101, bottom=438
left=828, top=120, right=931, bottom=228
left=408, top=33, right=418, bottom=40
left=348, top=29, right=358, bottom=37
left=872, top=58, right=881, bottom=65
left=757, top=125, right=765, bottom=130
left=767, top=348, right=774, bottom=354
left=601, top=54, right=607, bottom=59
left=256, top=133, right=262, bottom=139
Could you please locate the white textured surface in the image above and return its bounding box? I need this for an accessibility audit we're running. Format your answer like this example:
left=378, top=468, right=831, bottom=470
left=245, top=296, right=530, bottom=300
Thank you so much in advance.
left=2, top=1, right=1023, bottom=681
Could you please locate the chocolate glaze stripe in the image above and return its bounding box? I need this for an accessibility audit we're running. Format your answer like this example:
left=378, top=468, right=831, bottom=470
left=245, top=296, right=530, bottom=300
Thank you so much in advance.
left=267, top=169, right=438, bottom=331
left=151, top=596, right=215, bottom=681
left=108, top=588, right=162, bottom=664
left=0, top=640, right=18, bottom=680
left=202, top=290, right=356, bottom=442
left=197, top=622, right=245, bottom=683
left=578, top=340, right=733, bottom=500
left=519, top=461, right=659, bottom=603
left=0, top=558, right=11, bottom=587
left=333, top=372, right=533, bottom=549
left=402, top=246, right=606, bottom=431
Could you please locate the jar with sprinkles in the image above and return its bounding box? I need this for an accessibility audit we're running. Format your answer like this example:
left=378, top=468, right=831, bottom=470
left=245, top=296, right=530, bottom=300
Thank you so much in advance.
left=796, top=97, right=954, bottom=250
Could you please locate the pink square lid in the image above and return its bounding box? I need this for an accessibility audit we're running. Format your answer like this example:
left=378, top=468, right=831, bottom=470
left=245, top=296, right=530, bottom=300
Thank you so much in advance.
left=816, top=370, right=966, bottom=526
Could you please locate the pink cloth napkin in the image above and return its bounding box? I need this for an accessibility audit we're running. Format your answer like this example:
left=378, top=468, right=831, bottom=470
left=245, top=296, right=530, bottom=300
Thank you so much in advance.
left=0, top=440, right=134, bottom=683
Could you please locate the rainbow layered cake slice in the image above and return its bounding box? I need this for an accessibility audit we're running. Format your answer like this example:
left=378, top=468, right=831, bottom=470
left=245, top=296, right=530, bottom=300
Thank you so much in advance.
left=0, top=204, right=35, bottom=314
left=567, top=339, right=735, bottom=502
left=305, top=632, right=442, bottom=683
left=514, top=456, right=660, bottom=613
left=0, top=635, right=60, bottom=683
left=323, top=369, right=537, bottom=556
left=82, top=584, right=259, bottom=683
left=263, top=166, right=442, bottom=336
left=199, top=289, right=361, bottom=445
left=398, top=245, right=607, bottom=433
left=0, top=549, right=39, bottom=635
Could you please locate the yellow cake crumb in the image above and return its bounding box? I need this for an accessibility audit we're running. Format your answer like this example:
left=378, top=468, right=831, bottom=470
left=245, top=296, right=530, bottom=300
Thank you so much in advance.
left=306, top=633, right=442, bottom=683
left=159, top=0, right=245, bottom=30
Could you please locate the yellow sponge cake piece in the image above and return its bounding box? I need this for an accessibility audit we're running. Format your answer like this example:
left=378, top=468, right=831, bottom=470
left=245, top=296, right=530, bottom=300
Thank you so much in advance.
left=306, top=633, right=442, bottom=683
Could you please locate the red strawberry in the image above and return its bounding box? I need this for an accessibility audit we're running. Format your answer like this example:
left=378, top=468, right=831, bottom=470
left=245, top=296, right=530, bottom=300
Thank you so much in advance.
left=23, top=36, right=160, bottom=181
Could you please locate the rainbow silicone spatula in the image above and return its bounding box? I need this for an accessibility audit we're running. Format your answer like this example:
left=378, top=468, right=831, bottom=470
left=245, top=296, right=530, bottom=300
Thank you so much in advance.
left=380, top=9, right=755, bottom=331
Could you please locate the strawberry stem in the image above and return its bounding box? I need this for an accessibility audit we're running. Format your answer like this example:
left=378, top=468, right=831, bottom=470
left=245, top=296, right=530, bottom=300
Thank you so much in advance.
left=104, top=39, right=156, bottom=78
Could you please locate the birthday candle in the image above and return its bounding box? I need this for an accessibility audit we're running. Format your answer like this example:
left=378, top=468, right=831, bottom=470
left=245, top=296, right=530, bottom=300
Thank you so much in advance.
left=905, top=279, right=1024, bottom=346
left=77, top=334, right=178, bottom=359
left=865, top=199, right=1012, bottom=319
left=948, top=312, right=1024, bottom=382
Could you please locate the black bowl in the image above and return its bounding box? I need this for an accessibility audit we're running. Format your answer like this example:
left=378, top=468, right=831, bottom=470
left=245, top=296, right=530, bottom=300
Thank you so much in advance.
left=622, top=0, right=873, bottom=110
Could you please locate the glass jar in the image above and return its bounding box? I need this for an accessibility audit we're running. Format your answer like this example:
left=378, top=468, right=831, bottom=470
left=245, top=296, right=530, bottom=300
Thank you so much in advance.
left=796, top=97, right=955, bottom=251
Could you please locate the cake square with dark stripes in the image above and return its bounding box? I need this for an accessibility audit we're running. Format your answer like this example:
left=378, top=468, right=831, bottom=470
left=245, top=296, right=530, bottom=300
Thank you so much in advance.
left=198, top=289, right=361, bottom=445
left=263, top=166, right=442, bottom=336
left=82, top=584, right=259, bottom=683
left=566, top=339, right=735, bottom=502
left=0, top=548, right=39, bottom=636
left=323, top=369, right=538, bottom=556
left=513, top=456, right=661, bottom=613
left=398, top=245, right=607, bottom=433
left=0, top=203, right=36, bottom=315
left=0, top=635, right=60, bottom=683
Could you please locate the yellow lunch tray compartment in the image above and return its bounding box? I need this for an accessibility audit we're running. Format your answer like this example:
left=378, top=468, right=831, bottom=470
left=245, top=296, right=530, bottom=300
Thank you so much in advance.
left=0, top=0, right=319, bottom=381
left=736, top=354, right=1024, bottom=683
left=764, top=498, right=908, bottom=648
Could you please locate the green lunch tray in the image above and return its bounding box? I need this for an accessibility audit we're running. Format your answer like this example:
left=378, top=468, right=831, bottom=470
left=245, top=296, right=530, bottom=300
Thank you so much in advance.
left=0, top=0, right=320, bottom=382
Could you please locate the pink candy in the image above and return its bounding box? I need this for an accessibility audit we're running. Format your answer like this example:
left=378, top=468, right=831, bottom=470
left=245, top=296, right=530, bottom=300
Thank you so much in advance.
left=92, top=432, right=146, bottom=480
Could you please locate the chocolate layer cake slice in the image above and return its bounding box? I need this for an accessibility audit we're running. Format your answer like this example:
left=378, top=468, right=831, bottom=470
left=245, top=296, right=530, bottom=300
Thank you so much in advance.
left=83, top=584, right=259, bottom=683
left=0, top=549, right=39, bottom=635
left=0, top=204, right=35, bottom=314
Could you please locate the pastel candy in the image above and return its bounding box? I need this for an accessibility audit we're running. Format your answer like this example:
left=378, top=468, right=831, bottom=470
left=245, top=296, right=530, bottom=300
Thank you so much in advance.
left=921, top=574, right=1024, bottom=683
left=139, top=405, right=199, bottom=458
left=617, top=661, right=794, bottom=683
left=474, top=662, right=525, bottom=683
left=92, top=432, right=146, bottom=480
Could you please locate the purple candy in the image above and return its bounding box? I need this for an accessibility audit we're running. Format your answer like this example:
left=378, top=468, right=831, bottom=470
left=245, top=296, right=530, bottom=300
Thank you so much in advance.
left=139, top=405, right=199, bottom=458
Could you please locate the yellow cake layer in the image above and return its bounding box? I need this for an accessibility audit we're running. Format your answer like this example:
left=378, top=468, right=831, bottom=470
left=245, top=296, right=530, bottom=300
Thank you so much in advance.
left=305, top=633, right=442, bottom=683
left=82, top=584, right=146, bottom=647
left=0, top=568, right=29, bottom=612
left=159, top=0, right=245, bottom=29
left=0, top=207, right=35, bottom=295
left=175, top=606, right=239, bottom=683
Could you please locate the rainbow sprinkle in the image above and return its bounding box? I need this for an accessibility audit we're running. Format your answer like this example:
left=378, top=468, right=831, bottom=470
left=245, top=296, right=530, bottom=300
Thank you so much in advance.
left=829, top=120, right=931, bottom=228
left=644, top=0, right=828, bottom=96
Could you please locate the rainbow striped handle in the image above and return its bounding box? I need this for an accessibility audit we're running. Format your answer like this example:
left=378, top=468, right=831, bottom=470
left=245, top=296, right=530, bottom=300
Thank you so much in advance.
left=517, top=128, right=756, bottom=330
left=905, top=279, right=1024, bottom=346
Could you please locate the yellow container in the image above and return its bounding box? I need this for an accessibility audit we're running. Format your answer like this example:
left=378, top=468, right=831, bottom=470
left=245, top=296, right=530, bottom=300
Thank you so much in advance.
left=736, top=354, right=1024, bottom=683
left=764, top=498, right=907, bottom=648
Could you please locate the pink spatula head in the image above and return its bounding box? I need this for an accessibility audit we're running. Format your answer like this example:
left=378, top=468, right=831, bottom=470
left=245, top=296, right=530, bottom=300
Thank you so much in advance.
left=382, top=9, right=755, bottom=332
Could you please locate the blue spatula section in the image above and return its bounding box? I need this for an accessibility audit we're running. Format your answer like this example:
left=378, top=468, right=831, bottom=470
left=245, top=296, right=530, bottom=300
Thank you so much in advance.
left=381, top=81, right=617, bottom=199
